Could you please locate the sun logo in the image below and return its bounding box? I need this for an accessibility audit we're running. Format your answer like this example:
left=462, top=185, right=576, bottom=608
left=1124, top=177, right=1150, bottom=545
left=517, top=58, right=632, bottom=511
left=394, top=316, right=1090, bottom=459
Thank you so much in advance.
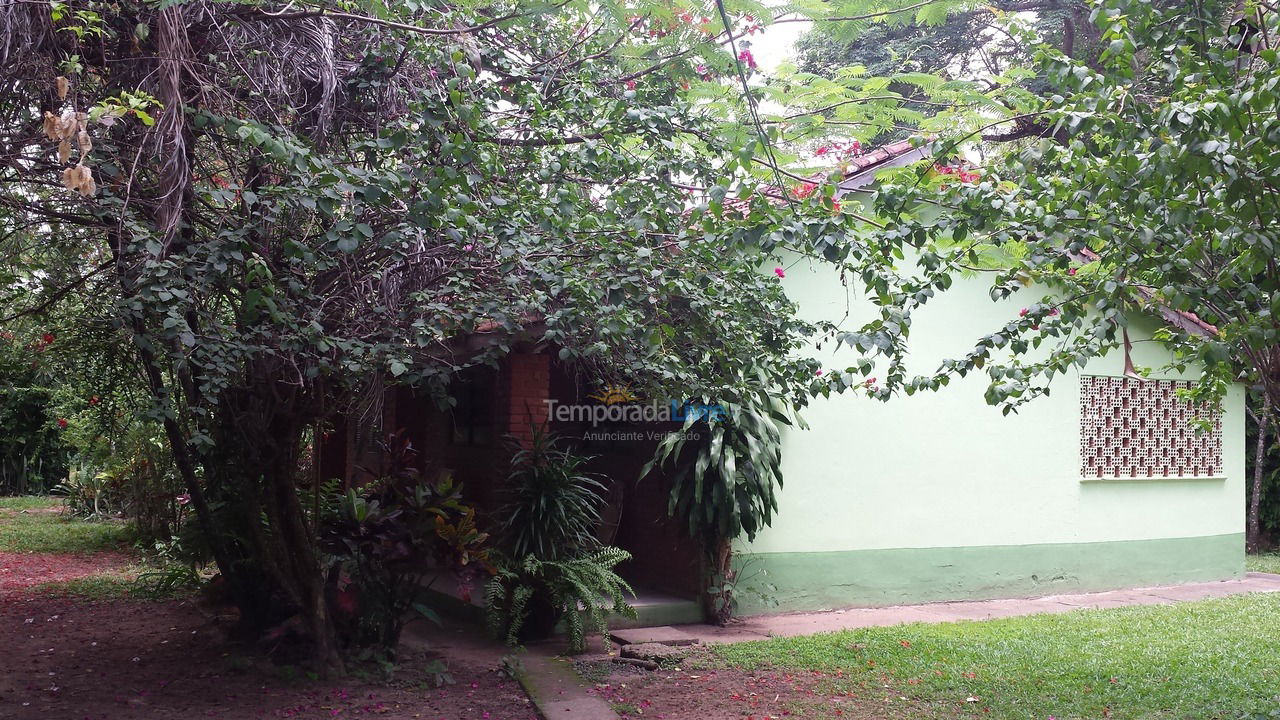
left=588, top=384, right=639, bottom=405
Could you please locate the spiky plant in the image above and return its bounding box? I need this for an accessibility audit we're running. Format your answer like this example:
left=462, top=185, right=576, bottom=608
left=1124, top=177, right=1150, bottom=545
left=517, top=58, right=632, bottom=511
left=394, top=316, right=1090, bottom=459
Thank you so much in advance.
left=498, top=427, right=607, bottom=562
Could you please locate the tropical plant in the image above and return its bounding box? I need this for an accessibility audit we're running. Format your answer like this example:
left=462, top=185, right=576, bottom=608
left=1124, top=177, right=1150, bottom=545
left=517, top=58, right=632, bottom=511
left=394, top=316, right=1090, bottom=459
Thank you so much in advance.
left=645, top=379, right=797, bottom=622
left=319, top=431, right=490, bottom=658
left=51, top=465, right=113, bottom=517
left=485, top=547, right=636, bottom=654
left=498, top=428, right=607, bottom=562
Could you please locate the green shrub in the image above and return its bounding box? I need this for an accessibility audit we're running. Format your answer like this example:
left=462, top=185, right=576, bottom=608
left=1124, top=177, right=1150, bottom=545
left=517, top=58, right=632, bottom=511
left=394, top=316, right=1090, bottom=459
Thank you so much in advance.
left=319, top=431, right=490, bottom=658
left=485, top=547, right=636, bottom=653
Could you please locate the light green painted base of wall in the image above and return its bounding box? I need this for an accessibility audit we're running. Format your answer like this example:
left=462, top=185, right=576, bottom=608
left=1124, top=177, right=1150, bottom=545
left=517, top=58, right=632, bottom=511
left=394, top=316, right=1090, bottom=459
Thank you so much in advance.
left=737, top=533, right=1245, bottom=615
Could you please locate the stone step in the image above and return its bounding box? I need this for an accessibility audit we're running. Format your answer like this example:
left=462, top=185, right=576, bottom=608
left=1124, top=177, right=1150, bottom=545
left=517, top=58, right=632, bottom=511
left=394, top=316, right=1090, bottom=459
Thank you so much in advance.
left=608, top=625, right=701, bottom=647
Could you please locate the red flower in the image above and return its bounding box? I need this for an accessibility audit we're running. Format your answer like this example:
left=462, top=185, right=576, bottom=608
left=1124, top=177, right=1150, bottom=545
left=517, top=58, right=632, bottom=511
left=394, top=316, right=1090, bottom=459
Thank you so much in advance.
left=792, top=182, right=817, bottom=199
left=773, top=267, right=786, bottom=279
left=865, top=377, right=876, bottom=386
left=88, top=396, right=100, bottom=406
left=41, top=332, right=55, bottom=345
left=831, top=200, right=842, bottom=213
left=56, top=418, right=68, bottom=429
left=815, top=146, right=830, bottom=156
left=1068, top=267, right=1078, bottom=275
left=624, top=79, right=637, bottom=90
left=1019, top=308, right=1029, bottom=317
left=737, top=49, right=757, bottom=70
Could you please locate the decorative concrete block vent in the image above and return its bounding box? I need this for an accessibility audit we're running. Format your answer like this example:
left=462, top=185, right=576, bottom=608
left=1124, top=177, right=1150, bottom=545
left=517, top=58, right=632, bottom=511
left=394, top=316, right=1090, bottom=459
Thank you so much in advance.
left=1080, top=376, right=1223, bottom=479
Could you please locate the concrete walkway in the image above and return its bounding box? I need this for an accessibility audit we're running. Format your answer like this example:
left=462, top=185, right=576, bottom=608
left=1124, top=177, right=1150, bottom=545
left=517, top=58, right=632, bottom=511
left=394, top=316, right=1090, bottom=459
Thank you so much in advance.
left=668, top=572, right=1280, bottom=645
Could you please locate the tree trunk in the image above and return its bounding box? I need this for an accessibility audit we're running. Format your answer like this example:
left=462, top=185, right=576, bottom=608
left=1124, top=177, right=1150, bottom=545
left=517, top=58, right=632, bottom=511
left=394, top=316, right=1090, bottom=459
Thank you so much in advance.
left=704, top=537, right=735, bottom=625
left=1248, top=396, right=1271, bottom=553
left=214, top=384, right=344, bottom=677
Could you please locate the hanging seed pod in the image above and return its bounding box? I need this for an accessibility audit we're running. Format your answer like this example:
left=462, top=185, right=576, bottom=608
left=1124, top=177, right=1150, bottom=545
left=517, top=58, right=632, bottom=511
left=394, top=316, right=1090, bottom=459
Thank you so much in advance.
left=57, top=139, right=71, bottom=164
left=42, top=112, right=58, bottom=140
left=65, top=164, right=95, bottom=197
left=76, top=130, right=92, bottom=156
left=55, top=109, right=77, bottom=140
left=55, top=76, right=69, bottom=100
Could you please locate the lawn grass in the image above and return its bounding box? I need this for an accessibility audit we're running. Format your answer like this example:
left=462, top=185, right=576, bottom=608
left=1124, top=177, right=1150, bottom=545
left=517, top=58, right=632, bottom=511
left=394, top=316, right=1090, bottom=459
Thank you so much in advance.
left=712, top=593, right=1280, bottom=719
left=28, top=573, right=139, bottom=599
left=0, top=495, right=64, bottom=511
left=0, top=497, right=131, bottom=553
left=1246, top=552, right=1280, bottom=575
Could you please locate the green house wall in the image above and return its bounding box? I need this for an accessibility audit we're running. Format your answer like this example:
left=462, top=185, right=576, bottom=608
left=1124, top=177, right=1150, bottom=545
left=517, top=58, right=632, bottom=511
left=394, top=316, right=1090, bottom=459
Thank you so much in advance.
left=735, top=256, right=1246, bottom=614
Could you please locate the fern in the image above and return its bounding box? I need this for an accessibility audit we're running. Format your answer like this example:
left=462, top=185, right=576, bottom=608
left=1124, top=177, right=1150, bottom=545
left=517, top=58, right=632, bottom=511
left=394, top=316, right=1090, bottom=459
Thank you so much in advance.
left=485, top=547, right=636, bottom=653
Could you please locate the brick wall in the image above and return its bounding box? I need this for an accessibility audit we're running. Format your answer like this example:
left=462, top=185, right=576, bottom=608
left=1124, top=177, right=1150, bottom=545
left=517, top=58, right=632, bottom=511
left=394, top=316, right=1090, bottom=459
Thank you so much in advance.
left=505, top=352, right=550, bottom=447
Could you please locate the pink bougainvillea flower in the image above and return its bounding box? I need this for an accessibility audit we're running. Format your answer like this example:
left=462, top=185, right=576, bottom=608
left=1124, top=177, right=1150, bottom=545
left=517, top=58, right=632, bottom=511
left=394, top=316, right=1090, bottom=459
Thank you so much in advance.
left=1019, top=308, right=1029, bottom=317
left=773, top=267, right=786, bottom=279
left=865, top=377, right=876, bottom=385
left=624, top=79, right=637, bottom=90
left=831, top=200, right=842, bottom=213
left=737, top=49, right=757, bottom=70
left=815, top=146, right=830, bottom=156
left=815, top=369, right=823, bottom=376
left=463, top=244, right=474, bottom=251
left=1068, top=267, right=1078, bottom=275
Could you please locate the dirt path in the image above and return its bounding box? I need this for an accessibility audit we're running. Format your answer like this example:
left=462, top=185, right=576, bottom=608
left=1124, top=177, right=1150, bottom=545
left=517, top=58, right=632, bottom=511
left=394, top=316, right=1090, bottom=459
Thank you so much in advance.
left=0, top=595, right=537, bottom=719
left=0, top=507, right=538, bottom=720
left=0, top=550, right=135, bottom=594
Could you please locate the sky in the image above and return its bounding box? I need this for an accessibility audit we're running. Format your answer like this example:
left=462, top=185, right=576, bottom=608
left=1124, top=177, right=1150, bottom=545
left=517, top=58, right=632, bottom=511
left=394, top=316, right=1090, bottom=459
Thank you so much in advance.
left=744, top=19, right=807, bottom=74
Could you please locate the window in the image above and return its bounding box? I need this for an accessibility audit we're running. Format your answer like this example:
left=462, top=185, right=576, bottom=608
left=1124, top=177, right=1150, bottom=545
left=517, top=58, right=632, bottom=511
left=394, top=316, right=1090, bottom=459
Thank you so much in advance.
left=451, top=370, right=495, bottom=446
left=1079, top=376, right=1222, bottom=479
